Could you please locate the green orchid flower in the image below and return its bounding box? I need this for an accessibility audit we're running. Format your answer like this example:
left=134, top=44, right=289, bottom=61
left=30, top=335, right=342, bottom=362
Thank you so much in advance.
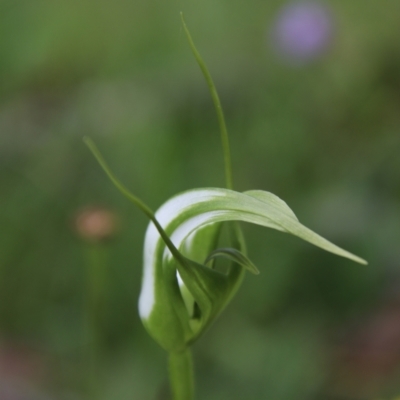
left=138, top=187, right=366, bottom=352
left=84, top=14, right=366, bottom=400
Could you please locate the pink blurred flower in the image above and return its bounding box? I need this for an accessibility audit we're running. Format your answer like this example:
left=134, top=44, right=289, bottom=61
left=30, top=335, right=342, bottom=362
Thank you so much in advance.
left=74, top=205, right=119, bottom=243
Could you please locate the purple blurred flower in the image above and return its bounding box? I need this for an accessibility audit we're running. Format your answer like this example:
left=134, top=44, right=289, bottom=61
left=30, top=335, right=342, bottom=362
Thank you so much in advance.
left=271, top=1, right=334, bottom=64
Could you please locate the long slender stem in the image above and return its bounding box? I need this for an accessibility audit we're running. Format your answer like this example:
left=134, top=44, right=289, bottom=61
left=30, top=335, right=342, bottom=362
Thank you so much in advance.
left=181, top=13, right=233, bottom=190
left=168, top=349, right=194, bottom=400
left=83, top=137, right=186, bottom=266
left=85, top=243, right=107, bottom=399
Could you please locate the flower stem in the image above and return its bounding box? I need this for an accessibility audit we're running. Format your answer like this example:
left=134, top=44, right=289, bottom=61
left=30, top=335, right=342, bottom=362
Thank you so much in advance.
left=84, top=243, right=107, bottom=399
left=168, top=348, right=195, bottom=400
left=180, top=13, right=233, bottom=190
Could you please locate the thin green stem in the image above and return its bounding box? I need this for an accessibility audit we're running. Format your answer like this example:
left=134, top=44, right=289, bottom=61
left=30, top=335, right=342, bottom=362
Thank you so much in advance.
left=168, top=349, right=194, bottom=400
left=83, top=137, right=186, bottom=266
left=180, top=13, right=233, bottom=190
left=84, top=244, right=107, bottom=399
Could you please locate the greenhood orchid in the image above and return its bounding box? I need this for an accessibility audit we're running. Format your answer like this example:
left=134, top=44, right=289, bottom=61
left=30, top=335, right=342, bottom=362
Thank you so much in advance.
left=84, top=13, right=366, bottom=400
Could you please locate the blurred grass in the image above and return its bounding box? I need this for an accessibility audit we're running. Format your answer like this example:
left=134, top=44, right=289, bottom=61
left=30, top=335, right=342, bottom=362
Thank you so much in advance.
left=1, top=0, right=400, bottom=399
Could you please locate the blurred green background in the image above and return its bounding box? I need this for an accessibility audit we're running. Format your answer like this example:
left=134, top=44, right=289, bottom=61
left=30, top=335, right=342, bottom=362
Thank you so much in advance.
left=1, top=1, right=400, bottom=399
